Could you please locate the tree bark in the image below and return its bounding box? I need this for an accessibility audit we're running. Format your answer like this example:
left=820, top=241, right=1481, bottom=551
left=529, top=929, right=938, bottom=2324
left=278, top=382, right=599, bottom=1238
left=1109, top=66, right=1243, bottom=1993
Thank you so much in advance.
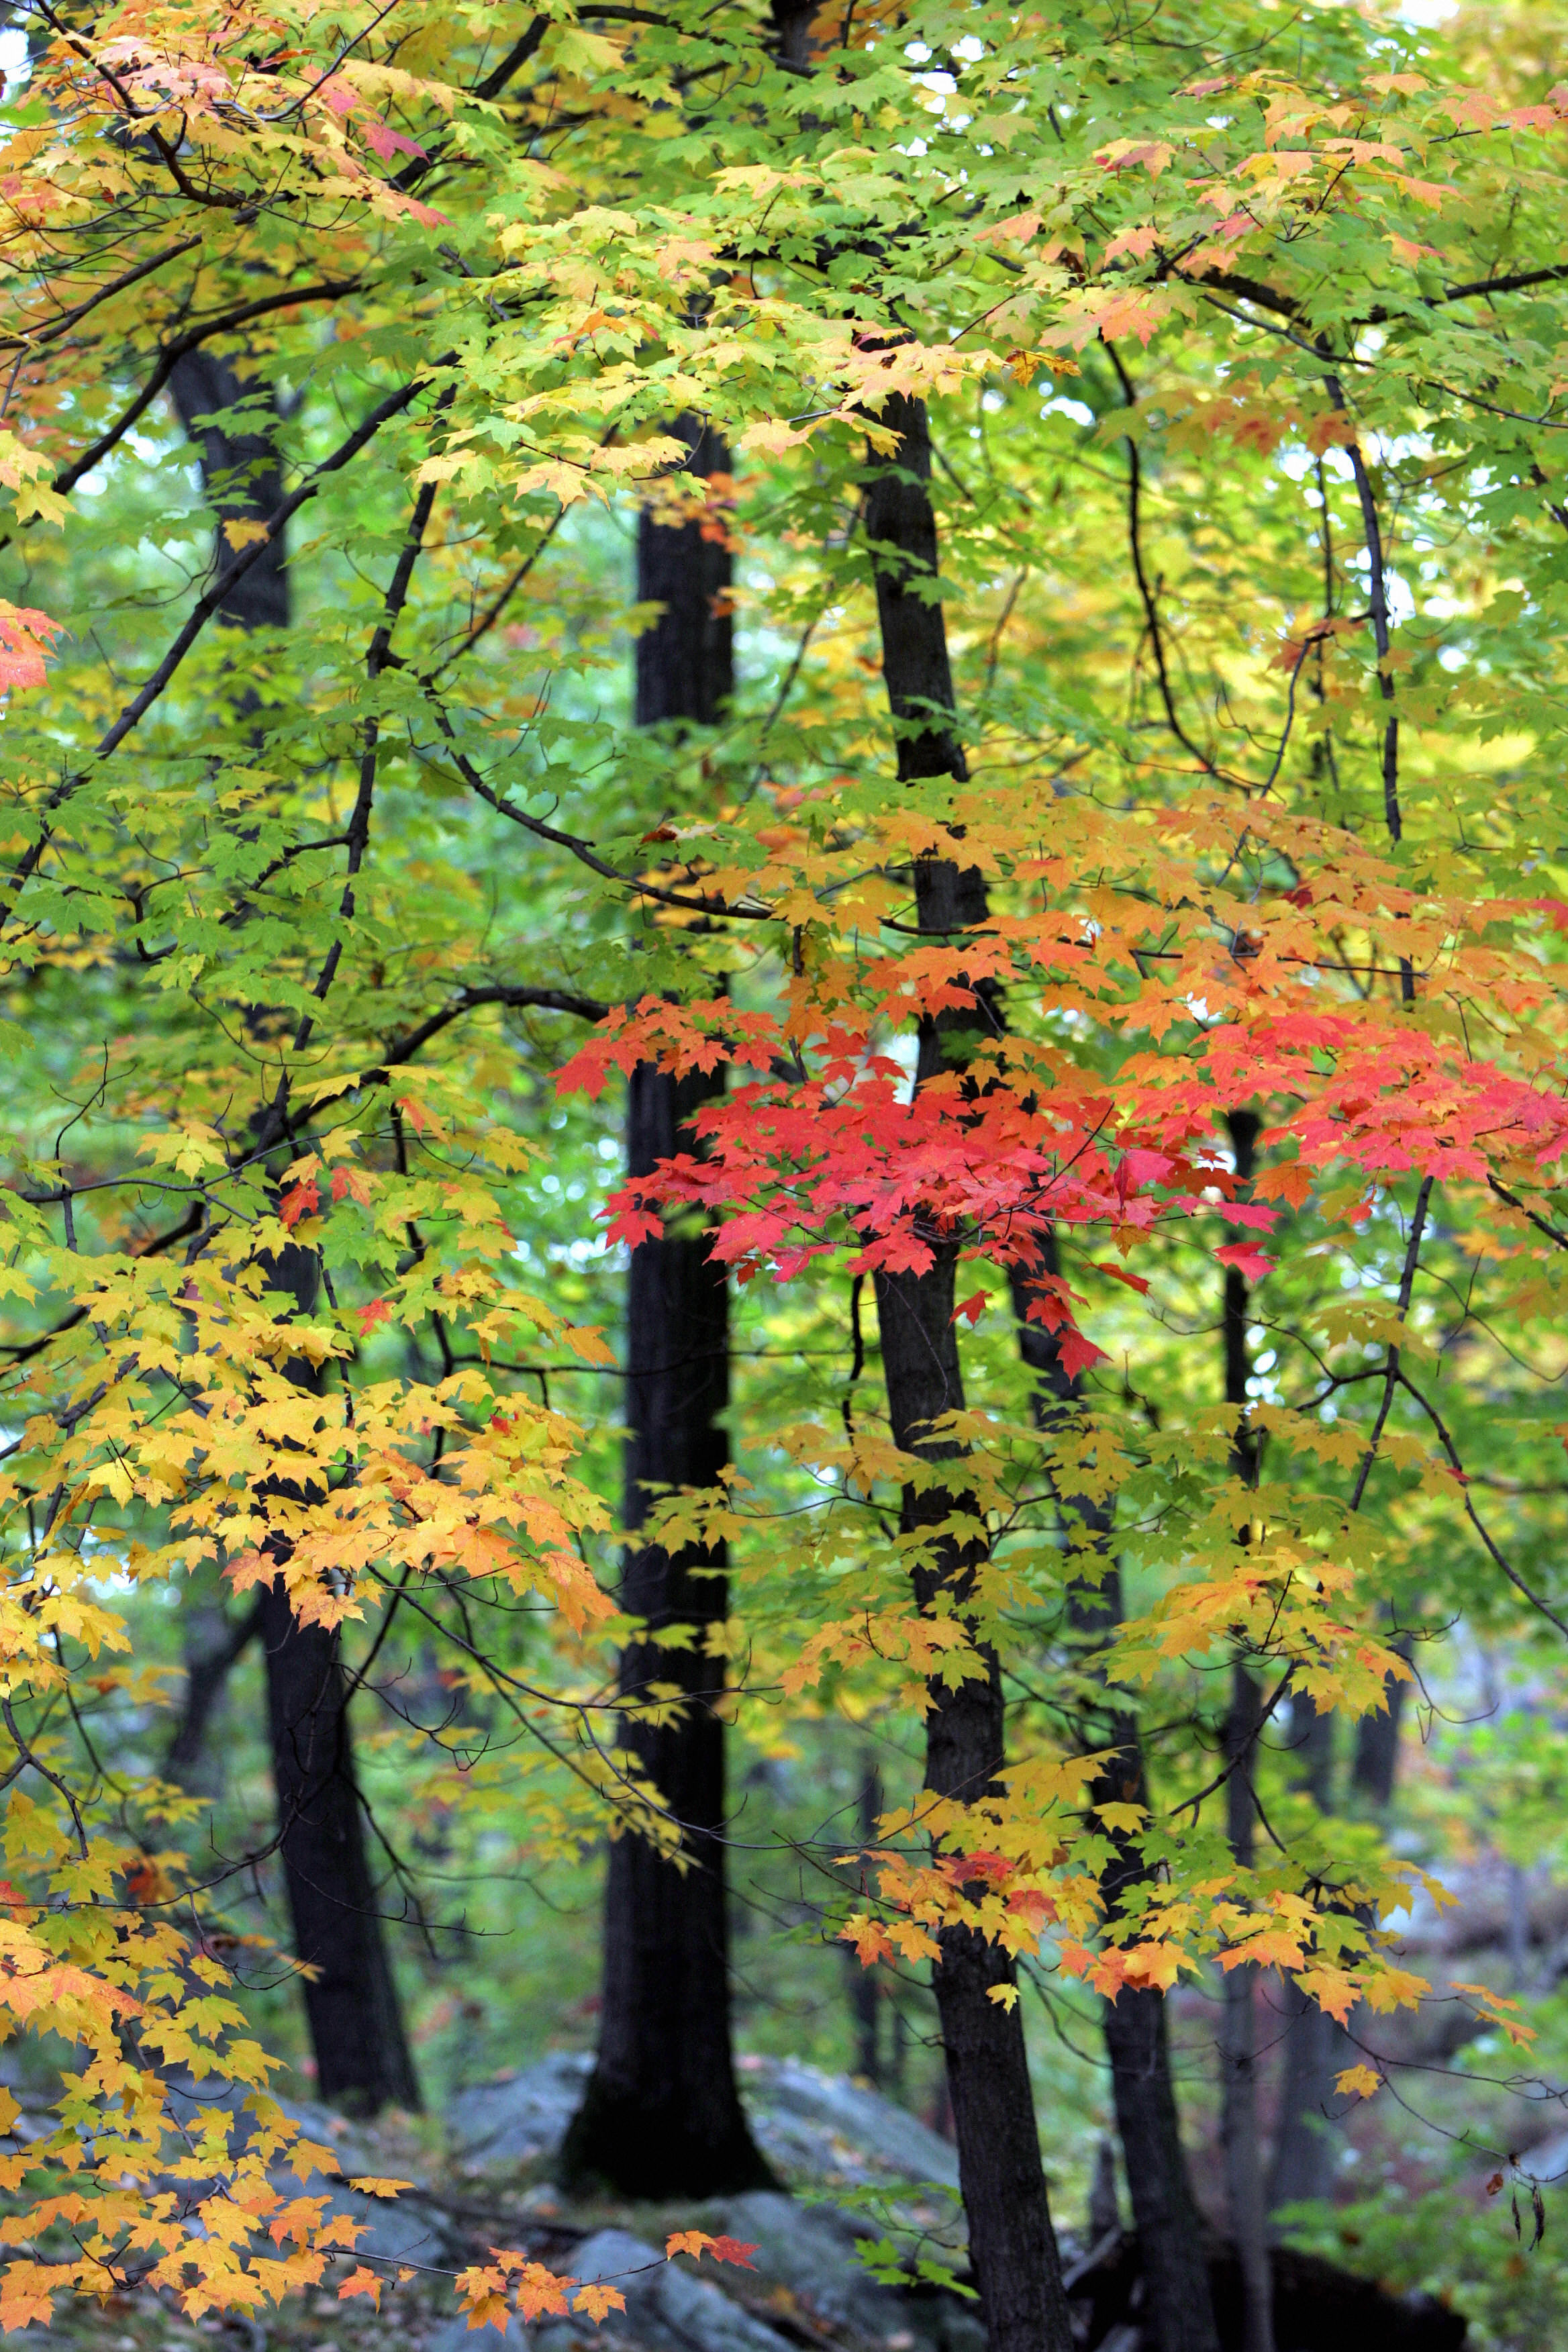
left=866, top=391, right=1074, bottom=2352
left=1221, top=1666, right=1275, bottom=2352
left=258, top=1571, right=422, bottom=2114
left=844, top=1757, right=885, bottom=2082
left=163, top=361, right=421, bottom=2114
left=162, top=1575, right=262, bottom=1796
left=168, top=348, right=291, bottom=635
left=1015, top=1271, right=1222, bottom=2352
left=634, top=414, right=732, bottom=728
left=1351, top=1628, right=1413, bottom=1808
left=1268, top=1696, right=1345, bottom=2216
left=560, top=417, right=771, bottom=2198
left=1218, top=1114, right=1276, bottom=2352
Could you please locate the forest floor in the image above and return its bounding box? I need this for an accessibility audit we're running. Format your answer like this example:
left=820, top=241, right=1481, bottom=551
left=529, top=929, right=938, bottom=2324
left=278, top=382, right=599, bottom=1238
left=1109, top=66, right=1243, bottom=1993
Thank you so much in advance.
left=14, top=2045, right=1473, bottom=2352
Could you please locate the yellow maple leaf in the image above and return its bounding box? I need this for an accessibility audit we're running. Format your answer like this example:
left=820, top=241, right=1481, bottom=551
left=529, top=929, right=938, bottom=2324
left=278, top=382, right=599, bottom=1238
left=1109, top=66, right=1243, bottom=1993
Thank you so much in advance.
left=575, top=2283, right=627, bottom=2322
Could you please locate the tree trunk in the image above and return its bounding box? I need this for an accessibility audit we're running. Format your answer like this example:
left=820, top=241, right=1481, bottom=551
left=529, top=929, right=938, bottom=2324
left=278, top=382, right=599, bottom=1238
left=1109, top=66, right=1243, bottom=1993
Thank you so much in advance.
left=1218, top=1115, right=1276, bottom=2352
left=866, top=391, right=1073, bottom=2352
left=168, top=354, right=420, bottom=2114
left=1014, top=1269, right=1222, bottom=2352
left=1221, top=1666, right=1276, bottom=2352
left=162, top=1573, right=262, bottom=1797
left=1268, top=1696, right=1344, bottom=2216
left=560, top=417, right=771, bottom=2199
left=1351, top=1628, right=1413, bottom=1808
left=258, top=1575, right=422, bottom=2114
left=162, top=344, right=283, bottom=1801
left=168, top=348, right=291, bottom=636
left=844, top=1757, right=885, bottom=2082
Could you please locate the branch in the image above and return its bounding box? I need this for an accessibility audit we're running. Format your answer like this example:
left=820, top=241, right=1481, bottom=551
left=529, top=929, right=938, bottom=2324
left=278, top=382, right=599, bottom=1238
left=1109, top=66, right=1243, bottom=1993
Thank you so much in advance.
left=417, top=674, right=775, bottom=922
left=1346, top=1176, right=1432, bottom=1514
left=1395, top=1370, right=1568, bottom=1644
left=1488, top=1173, right=1568, bottom=1253
left=1107, top=346, right=1218, bottom=777
left=384, top=983, right=607, bottom=1067
left=0, top=234, right=204, bottom=355
left=40, top=278, right=362, bottom=513
left=0, top=373, right=433, bottom=939
left=0, top=1201, right=203, bottom=1365
left=472, top=13, right=550, bottom=100
left=295, top=397, right=452, bottom=1053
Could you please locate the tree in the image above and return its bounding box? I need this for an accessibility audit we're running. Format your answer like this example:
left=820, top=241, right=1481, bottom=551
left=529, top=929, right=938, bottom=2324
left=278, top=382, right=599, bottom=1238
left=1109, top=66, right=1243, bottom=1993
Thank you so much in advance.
left=7, top=0, right=1568, bottom=2337
left=560, top=418, right=773, bottom=2198
left=165, top=345, right=420, bottom=2112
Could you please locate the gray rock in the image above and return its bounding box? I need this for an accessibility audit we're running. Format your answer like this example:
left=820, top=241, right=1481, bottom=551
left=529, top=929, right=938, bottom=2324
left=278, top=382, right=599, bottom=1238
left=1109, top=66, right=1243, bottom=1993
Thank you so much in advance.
left=738, top=2059, right=960, bottom=2193
left=714, top=2191, right=983, bottom=2352
left=425, top=2226, right=798, bottom=2352
left=448, top=2049, right=594, bottom=2169
left=576, top=2226, right=797, bottom=2352
left=445, top=2052, right=959, bottom=2197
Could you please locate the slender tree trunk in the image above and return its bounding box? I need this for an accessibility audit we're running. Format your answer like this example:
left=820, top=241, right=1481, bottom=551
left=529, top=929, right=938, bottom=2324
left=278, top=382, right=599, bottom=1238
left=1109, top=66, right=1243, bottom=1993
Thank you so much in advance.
left=1351, top=1626, right=1413, bottom=1808
left=1268, top=1696, right=1344, bottom=2216
left=560, top=418, right=771, bottom=2198
left=1014, top=1268, right=1222, bottom=2352
left=1218, top=1114, right=1276, bottom=2352
left=162, top=1574, right=262, bottom=1796
left=169, top=354, right=419, bottom=2112
left=1221, top=1666, right=1275, bottom=2352
left=865, top=391, right=1073, bottom=2352
left=845, top=1757, right=885, bottom=2082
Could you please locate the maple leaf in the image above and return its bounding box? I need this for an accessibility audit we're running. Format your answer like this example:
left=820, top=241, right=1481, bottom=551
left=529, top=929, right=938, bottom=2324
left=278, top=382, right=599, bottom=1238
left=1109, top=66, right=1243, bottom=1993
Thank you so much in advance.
left=1335, top=2065, right=1381, bottom=2101
left=338, top=2266, right=383, bottom=2308
left=1056, top=1328, right=1109, bottom=1379
left=667, top=2231, right=758, bottom=2269
left=952, top=1291, right=988, bottom=1328
left=1214, top=1242, right=1274, bottom=1284
left=279, top=1179, right=320, bottom=1229
left=575, top=2284, right=627, bottom=2321
left=0, top=597, right=63, bottom=691
left=357, top=1298, right=393, bottom=1335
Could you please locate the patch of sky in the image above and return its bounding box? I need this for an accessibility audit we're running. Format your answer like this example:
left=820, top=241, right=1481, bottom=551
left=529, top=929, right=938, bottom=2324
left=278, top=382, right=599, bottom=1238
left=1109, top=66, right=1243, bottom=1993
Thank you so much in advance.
left=1043, top=397, right=1096, bottom=430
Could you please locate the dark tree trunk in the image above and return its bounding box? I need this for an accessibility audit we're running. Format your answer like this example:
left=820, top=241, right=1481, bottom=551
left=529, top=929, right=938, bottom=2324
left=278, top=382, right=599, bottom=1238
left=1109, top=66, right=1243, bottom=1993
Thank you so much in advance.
left=162, top=1576, right=262, bottom=1796
left=866, top=392, right=1073, bottom=2352
left=844, top=1758, right=885, bottom=2083
left=1218, top=1116, right=1275, bottom=2352
left=634, top=415, right=733, bottom=728
left=1221, top=1667, right=1275, bottom=2352
left=160, top=346, right=420, bottom=2112
left=1351, top=1628, right=1413, bottom=1808
left=875, top=1250, right=1073, bottom=2352
left=1268, top=1694, right=1347, bottom=2216
left=1015, top=1273, right=1222, bottom=2352
left=168, top=348, right=291, bottom=635
left=162, top=342, right=287, bottom=1802
left=258, top=1574, right=422, bottom=2114
left=252, top=1242, right=421, bottom=2116
left=560, top=418, right=770, bottom=2199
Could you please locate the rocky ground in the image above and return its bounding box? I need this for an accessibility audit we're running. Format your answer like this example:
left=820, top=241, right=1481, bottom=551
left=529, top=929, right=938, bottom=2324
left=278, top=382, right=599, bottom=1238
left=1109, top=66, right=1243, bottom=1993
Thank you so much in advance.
left=9, top=2049, right=1469, bottom=2351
